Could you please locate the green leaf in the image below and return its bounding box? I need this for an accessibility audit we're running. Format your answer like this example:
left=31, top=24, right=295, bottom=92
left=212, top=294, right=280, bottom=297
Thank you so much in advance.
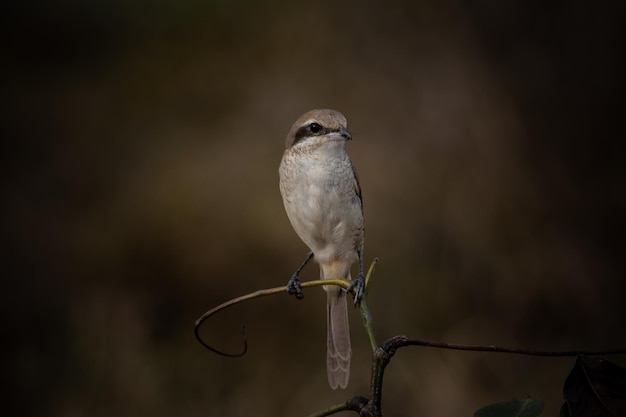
left=474, top=398, right=544, bottom=417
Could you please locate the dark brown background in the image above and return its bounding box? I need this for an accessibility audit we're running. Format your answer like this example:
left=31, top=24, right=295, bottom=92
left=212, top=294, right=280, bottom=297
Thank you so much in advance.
left=5, top=1, right=624, bottom=416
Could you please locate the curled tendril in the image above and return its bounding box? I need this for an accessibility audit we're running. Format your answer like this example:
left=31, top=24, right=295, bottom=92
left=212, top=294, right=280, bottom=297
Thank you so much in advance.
left=194, top=278, right=353, bottom=357
left=194, top=304, right=248, bottom=357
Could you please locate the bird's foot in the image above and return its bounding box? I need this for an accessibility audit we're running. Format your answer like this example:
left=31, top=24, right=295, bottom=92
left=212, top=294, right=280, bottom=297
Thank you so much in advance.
left=286, top=275, right=304, bottom=299
left=347, top=273, right=365, bottom=307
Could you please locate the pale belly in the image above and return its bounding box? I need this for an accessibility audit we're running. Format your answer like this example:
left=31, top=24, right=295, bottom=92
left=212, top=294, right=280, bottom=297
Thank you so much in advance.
left=285, top=182, right=362, bottom=264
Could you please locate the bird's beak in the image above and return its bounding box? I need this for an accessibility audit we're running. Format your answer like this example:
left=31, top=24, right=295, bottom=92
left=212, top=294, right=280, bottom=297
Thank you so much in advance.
left=329, top=126, right=352, bottom=141
left=340, top=126, right=352, bottom=140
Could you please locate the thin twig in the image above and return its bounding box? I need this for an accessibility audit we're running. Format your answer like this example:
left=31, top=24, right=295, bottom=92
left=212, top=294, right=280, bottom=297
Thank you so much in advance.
left=364, top=257, right=378, bottom=289
left=383, top=336, right=626, bottom=356
left=194, top=279, right=350, bottom=356
left=366, top=334, right=626, bottom=416
left=360, top=258, right=379, bottom=352
left=196, top=261, right=626, bottom=417
left=307, top=396, right=370, bottom=417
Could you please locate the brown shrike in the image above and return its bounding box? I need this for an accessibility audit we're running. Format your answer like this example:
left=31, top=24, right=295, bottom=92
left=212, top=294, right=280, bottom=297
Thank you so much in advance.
left=279, top=109, right=365, bottom=389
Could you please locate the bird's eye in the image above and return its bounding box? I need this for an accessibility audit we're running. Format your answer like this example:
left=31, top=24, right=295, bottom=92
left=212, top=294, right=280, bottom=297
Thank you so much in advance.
left=309, top=123, right=321, bottom=133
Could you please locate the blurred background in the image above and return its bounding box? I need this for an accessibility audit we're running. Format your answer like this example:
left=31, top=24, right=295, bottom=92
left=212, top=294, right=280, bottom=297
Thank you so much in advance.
left=5, top=0, right=624, bottom=416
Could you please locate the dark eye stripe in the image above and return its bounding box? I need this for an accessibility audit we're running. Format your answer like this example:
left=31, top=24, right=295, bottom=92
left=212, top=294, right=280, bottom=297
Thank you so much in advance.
left=293, top=123, right=332, bottom=144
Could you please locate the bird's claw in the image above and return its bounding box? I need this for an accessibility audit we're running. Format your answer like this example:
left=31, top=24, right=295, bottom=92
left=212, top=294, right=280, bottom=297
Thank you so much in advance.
left=347, top=273, right=365, bottom=307
left=286, top=275, right=304, bottom=299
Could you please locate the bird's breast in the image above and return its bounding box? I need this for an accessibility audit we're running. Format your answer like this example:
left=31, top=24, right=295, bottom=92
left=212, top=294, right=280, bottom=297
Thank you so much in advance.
left=279, top=151, right=363, bottom=262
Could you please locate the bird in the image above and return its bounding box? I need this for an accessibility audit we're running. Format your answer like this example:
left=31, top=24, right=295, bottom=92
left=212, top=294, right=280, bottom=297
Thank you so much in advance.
left=279, top=109, right=365, bottom=389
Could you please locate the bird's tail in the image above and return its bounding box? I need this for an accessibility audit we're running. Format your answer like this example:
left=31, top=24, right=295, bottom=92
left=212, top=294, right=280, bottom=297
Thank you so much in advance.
left=321, top=262, right=351, bottom=389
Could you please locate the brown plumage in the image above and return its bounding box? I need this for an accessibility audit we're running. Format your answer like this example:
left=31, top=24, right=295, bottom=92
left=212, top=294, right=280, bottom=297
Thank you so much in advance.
left=279, top=109, right=365, bottom=389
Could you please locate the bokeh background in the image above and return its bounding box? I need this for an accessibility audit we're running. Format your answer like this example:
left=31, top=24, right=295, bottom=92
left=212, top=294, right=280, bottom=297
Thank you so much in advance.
left=5, top=1, right=625, bottom=416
